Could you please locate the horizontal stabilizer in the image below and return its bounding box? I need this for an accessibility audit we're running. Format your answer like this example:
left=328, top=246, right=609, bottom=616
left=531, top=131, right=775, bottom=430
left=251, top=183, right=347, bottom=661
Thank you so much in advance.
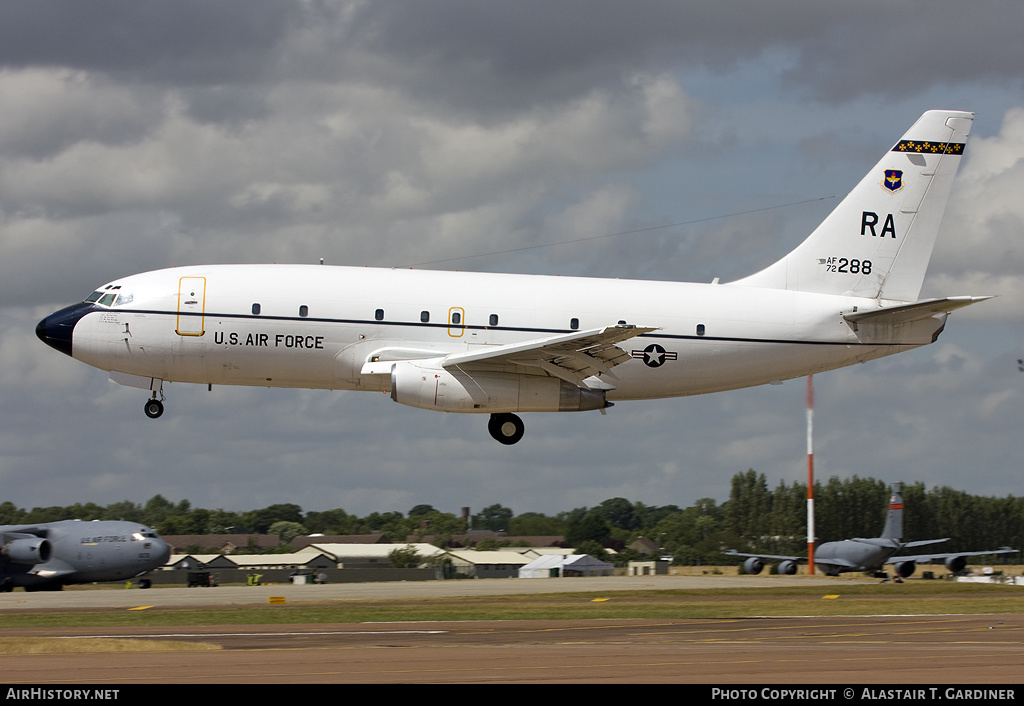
left=902, top=538, right=950, bottom=549
left=844, top=296, right=992, bottom=326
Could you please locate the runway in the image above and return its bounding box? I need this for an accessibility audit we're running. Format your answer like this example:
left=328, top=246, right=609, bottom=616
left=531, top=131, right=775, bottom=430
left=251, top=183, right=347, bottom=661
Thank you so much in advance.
left=3, top=614, right=1022, bottom=684
left=0, top=574, right=850, bottom=610
left=2, top=576, right=1022, bottom=684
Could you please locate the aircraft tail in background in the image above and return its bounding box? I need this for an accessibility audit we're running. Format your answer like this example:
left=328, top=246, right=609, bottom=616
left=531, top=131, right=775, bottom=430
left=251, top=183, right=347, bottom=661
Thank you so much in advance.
left=880, top=482, right=904, bottom=540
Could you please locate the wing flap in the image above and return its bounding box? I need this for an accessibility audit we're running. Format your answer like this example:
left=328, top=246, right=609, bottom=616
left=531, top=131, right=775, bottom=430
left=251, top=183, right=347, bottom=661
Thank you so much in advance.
left=441, top=324, right=656, bottom=387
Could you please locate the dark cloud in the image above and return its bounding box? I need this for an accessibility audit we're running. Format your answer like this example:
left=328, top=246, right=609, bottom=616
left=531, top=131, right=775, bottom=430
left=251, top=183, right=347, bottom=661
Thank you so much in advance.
left=3, top=2, right=1021, bottom=109
left=782, top=2, right=1024, bottom=101
left=0, top=0, right=295, bottom=84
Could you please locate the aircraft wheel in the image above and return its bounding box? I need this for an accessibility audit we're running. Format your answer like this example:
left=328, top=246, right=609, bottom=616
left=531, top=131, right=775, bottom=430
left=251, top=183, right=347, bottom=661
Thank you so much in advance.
left=488, top=413, right=524, bottom=445
left=138, top=578, right=152, bottom=589
left=144, top=398, right=164, bottom=419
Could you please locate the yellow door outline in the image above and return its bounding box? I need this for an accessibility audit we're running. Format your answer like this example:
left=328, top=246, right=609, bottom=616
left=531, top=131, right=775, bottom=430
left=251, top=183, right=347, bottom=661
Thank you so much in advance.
left=176, top=277, right=206, bottom=336
left=448, top=307, right=465, bottom=338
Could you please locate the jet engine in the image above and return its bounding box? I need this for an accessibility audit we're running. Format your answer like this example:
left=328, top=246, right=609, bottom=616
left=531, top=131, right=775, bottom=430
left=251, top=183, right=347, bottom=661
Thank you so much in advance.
left=943, top=555, right=967, bottom=573
left=1, top=537, right=51, bottom=564
left=743, top=557, right=764, bottom=575
left=390, top=361, right=607, bottom=413
left=777, top=560, right=798, bottom=575
left=893, top=560, right=916, bottom=578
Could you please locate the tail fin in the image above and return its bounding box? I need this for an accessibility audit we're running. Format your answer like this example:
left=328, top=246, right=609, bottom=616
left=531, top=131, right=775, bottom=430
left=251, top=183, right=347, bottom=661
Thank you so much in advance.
left=880, top=482, right=903, bottom=540
left=730, top=110, right=973, bottom=302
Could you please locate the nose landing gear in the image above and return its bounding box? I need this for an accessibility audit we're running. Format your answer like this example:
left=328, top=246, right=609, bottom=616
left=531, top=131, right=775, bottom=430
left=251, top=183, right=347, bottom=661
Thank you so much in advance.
left=488, top=413, right=524, bottom=445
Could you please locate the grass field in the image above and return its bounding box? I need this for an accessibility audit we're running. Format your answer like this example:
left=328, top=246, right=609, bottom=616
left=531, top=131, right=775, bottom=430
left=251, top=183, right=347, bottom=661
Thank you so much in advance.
left=2, top=581, right=1021, bottom=630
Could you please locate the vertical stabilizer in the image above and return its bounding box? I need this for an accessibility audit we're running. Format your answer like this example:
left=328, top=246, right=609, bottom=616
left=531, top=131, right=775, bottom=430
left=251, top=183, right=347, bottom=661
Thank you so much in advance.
left=729, top=111, right=973, bottom=302
left=880, top=482, right=903, bottom=540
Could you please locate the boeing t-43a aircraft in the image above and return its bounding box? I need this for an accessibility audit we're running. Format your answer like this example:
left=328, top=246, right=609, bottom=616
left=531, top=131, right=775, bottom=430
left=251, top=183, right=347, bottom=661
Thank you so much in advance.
left=37, top=111, right=987, bottom=444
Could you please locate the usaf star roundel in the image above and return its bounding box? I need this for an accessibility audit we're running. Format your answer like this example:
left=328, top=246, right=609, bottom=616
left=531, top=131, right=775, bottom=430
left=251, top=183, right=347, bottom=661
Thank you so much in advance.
left=641, top=344, right=667, bottom=367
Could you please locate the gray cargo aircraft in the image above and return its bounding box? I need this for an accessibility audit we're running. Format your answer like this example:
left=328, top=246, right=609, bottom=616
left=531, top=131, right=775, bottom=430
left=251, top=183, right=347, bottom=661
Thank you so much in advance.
left=726, top=483, right=1017, bottom=577
left=0, top=519, right=170, bottom=591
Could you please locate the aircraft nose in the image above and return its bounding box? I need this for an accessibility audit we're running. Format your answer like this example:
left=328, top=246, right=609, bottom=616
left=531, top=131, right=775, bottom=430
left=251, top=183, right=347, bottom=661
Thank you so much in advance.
left=36, top=302, right=94, bottom=358
left=152, top=537, right=171, bottom=566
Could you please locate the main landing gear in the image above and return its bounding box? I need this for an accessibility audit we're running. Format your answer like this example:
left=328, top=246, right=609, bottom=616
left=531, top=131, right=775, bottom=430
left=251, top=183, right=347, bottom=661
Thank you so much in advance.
left=144, top=393, right=165, bottom=419
left=488, top=413, right=524, bottom=445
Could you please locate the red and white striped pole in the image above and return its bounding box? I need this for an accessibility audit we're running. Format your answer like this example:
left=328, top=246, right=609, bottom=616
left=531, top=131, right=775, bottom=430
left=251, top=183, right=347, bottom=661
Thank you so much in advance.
left=806, top=374, right=815, bottom=575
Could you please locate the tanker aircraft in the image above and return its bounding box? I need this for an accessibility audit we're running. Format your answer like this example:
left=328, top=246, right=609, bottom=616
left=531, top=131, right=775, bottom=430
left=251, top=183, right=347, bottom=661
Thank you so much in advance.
left=726, top=483, right=1018, bottom=577
left=1, top=519, right=170, bottom=591
left=36, top=111, right=988, bottom=444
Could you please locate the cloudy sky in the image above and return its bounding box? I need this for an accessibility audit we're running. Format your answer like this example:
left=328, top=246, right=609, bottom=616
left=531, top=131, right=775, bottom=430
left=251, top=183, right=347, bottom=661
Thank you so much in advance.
left=2, top=1, right=1023, bottom=521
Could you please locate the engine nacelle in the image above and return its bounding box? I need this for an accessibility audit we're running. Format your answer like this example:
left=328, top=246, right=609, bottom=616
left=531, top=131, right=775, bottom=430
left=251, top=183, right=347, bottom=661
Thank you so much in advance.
left=743, top=557, right=764, bottom=575
left=390, top=361, right=607, bottom=413
left=944, top=555, right=967, bottom=573
left=893, top=560, right=916, bottom=578
left=2, top=538, right=51, bottom=565
left=777, top=560, right=798, bottom=575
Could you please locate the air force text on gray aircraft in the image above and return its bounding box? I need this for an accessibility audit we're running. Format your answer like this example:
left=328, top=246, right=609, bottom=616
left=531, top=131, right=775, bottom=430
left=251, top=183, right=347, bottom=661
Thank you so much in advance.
left=80, top=535, right=128, bottom=543
left=214, top=331, right=324, bottom=349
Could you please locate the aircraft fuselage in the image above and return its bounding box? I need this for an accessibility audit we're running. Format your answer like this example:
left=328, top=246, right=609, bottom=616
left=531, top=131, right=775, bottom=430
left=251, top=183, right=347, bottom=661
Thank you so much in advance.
left=43, top=264, right=940, bottom=401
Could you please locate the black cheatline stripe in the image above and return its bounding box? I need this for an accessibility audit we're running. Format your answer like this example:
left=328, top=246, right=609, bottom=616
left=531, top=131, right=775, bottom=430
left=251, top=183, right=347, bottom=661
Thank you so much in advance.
left=119, top=308, right=887, bottom=348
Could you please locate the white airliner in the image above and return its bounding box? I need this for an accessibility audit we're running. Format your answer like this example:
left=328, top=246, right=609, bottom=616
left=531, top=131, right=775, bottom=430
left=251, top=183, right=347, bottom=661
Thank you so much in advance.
left=37, top=110, right=987, bottom=444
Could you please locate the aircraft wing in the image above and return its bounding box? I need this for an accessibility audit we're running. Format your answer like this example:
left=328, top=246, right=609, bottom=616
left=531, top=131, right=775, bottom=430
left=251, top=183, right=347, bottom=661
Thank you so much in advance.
left=843, top=296, right=992, bottom=326
left=723, top=550, right=804, bottom=563
left=441, top=324, right=657, bottom=388
left=0, top=527, right=45, bottom=541
left=885, top=547, right=1018, bottom=566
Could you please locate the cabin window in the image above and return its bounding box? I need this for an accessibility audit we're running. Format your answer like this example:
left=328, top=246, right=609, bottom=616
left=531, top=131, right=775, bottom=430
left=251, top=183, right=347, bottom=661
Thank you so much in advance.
left=85, top=291, right=103, bottom=303
left=420, top=311, right=430, bottom=323
left=113, top=293, right=133, bottom=306
left=451, top=312, right=461, bottom=325
left=696, top=324, right=706, bottom=336
left=489, top=314, right=498, bottom=327
left=570, top=317, right=579, bottom=330
left=299, top=305, right=309, bottom=317
left=375, top=309, right=384, bottom=321
left=252, top=303, right=261, bottom=315
left=98, top=293, right=116, bottom=307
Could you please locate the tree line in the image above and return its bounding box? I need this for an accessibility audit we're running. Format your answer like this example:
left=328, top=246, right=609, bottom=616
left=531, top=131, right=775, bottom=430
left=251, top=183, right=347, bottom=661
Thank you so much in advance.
left=2, top=471, right=1021, bottom=564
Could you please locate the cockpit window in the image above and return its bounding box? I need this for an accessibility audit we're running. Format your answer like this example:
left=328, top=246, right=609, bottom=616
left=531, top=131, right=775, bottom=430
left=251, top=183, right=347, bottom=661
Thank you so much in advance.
left=85, top=290, right=133, bottom=307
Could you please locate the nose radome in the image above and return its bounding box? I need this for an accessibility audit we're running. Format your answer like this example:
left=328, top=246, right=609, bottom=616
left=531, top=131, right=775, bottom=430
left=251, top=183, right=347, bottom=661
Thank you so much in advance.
left=36, top=302, right=94, bottom=357
left=154, top=539, right=171, bottom=566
